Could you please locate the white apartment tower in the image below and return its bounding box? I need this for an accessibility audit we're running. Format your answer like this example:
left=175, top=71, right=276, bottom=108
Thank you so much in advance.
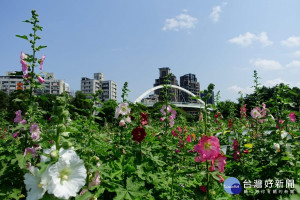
left=0, top=72, right=70, bottom=95
left=81, top=73, right=117, bottom=101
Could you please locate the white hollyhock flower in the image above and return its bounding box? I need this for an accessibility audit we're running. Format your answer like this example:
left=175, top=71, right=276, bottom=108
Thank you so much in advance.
left=47, top=155, right=86, bottom=199
left=24, top=166, right=48, bottom=200
left=115, top=102, right=130, bottom=118
left=273, top=143, right=280, bottom=150
left=41, top=146, right=77, bottom=164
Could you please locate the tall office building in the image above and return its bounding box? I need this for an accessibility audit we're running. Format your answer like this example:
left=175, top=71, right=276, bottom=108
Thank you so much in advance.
left=81, top=73, right=117, bottom=101
left=0, top=71, right=70, bottom=95
left=153, top=67, right=179, bottom=102
left=179, top=73, right=200, bottom=103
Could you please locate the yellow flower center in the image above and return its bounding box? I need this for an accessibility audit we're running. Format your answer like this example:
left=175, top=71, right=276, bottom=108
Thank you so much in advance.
left=59, top=168, right=71, bottom=181
left=204, top=142, right=211, bottom=150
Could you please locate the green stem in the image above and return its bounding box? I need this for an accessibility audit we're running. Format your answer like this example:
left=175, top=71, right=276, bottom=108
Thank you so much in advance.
left=206, top=161, right=210, bottom=199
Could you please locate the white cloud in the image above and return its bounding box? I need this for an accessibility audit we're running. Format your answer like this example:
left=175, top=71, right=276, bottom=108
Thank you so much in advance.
left=263, top=78, right=290, bottom=87
left=281, top=36, right=300, bottom=47
left=291, top=50, right=300, bottom=57
left=228, top=85, right=254, bottom=95
left=210, top=2, right=227, bottom=23
left=250, top=59, right=283, bottom=70
left=229, top=32, right=273, bottom=47
left=162, top=13, right=198, bottom=31
left=286, top=60, right=300, bottom=69
left=182, top=9, right=188, bottom=13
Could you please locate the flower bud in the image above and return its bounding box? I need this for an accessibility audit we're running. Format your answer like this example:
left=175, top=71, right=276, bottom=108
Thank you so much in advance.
left=57, top=124, right=66, bottom=133
left=62, top=141, right=72, bottom=149
left=50, top=150, right=59, bottom=159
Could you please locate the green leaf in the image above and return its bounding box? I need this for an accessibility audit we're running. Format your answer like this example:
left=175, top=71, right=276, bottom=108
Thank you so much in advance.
left=75, top=190, right=93, bottom=200
left=16, top=35, right=28, bottom=40
left=36, top=45, right=47, bottom=51
left=114, top=177, right=146, bottom=200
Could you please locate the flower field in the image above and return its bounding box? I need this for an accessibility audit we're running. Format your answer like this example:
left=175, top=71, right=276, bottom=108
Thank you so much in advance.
left=0, top=10, right=299, bottom=200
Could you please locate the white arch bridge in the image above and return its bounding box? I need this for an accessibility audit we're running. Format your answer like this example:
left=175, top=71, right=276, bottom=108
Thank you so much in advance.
left=134, top=85, right=205, bottom=109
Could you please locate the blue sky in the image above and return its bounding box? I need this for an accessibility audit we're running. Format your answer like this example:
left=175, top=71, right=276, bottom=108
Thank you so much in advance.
left=1, top=0, right=300, bottom=102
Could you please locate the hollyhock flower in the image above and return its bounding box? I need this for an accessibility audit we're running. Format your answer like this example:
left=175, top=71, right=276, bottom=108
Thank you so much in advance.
left=171, top=130, right=177, bottom=137
left=132, top=127, right=147, bottom=143
left=289, top=112, right=296, bottom=122
left=200, top=185, right=207, bottom=193
left=209, top=154, right=226, bottom=173
left=30, top=123, right=41, bottom=140
left=129, top=115, right=135, bottom=121
left=47, top=155, right=87, bottom=199
left=12, top=132, right=19, bottom=139
left=39, top=55, right=45, bottom=70
left=24, top=166, right=47, bottom=200
left=20, top=51, right=27, bottom=60
left=115, top=102, right=130, bottom=118
left=20, top=59, right=28, bottom=75
left=124, top=116, right=131, bottom=123
left=24, top=147, right=37, bottom=158
left=140, top=112, right=148, bottom=126
left=244, top=150, right=249, bottom=154
left=232, top=139, right=239, bottom=151
left=20, top=119, right=27, bottom=124
left=169, top=120, right=175, bottom=127
left=170, top=109, right=177, bottom=119
left=38, top=76, right=45, bottom=84
left=175, top=149, right=180, bottom=154
left=240, top=104, right=247, bottom=118
left=119, top=120, right=125, bottom=127
left=160, top=105, right=172, bottom=115
left=233, top=150, right=241, bottom=161
left=194, top=135, right=220, bottom=162
left=262, top=103, right=267, bottom=117
left=228, top=119, right=234, bottom=128
left=276, top=119, right=285, bottom=129
left=14, top=110, right=22, bottom=123
left=218, top=175, right=224, bottom=183
left=159, top=117, right=165, bottom=122
left=186, top=135, right=192, bottom=143
left=89, top=170, right=101, bottom=189
left=177, top=126, right=182, bottom=133
left=251, top=107, right=262, bottom=119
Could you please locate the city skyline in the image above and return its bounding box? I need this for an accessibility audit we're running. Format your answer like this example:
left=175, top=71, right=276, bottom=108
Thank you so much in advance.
left=1, top=1, right=300, bottom=102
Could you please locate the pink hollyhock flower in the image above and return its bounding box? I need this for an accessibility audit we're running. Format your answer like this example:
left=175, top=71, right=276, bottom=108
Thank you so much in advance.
left=30, top=123, right=40, bottom=140
left=169, top=120, right=175, bottom=127
left=88, top=170, right=101, bottom=189
left=171, top=109, right=177, bottom=119
left=20, top=119, right=27, bottom=125
left=276, top=119, right=285, bottom=129
left=289, top=112, right=296, bottom=122
left=251, top=107, right=262, bottom=119
left=200, top=185, right=207, bottom=193
left=12, top=132, right=19, bottom=139
left=20, top=60, right=28, bottom=75
left=14, top=110, right=22, bottom=123
left=218, top=175, right=224, bottom=183
left=20, top=51, right=27, bottom=60
left=175, top=149, right=180, bottom=154
left=39, top=55, right=45, bottom=70
left=160, top=105, right=172, bottom=115
left=115, top=102, right=131, bottom=118
left=194, top=135, right=220, bottom=162
left=159, top=117, right=165, bottom=122
left=240, top=104, right=247, bottom=118
left=37, top=76, right=45, bottom=84
left=186, top=135, right=192, bottom=143
left=232, top=139, right=239, bottom=151
left=24, top=147, right=37, bottom=158
left=131, top=126, right=147, bottom=143
left=119, top=119, right=125, bottom=127
left=177, top=126, right=182, bottom=133
left=262, top=103, right=267, bottom=117
left=209, top=154, right=226, bottom=173
left=140, top=112, right=148, bottom=126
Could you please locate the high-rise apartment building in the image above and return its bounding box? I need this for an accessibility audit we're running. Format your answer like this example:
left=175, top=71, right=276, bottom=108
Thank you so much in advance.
left=153, top=67, right=179, bottom=102
left=81, top=73, right=117, bottom=101
left=0, top=72, right=70, bottom=95
left=179, top=73, right=200, bottom=103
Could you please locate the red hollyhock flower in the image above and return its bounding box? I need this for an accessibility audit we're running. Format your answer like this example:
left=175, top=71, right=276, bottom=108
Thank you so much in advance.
left=140, top=112, right=148, bottom=126
left=132, top=126, right=147, bottom=143
left=232, top=139, right=239, bottom=151
left=200, top=185, right=207, bottom=193
left=228, top=119, right=234, bottom=128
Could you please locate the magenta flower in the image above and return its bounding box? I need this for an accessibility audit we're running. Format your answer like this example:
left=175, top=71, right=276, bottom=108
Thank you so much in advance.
left=37, top=76, right=45, bottom=84
left=194, top=135, right=220, bottom=162
left=200, top=185, right=207, bottom=193
left=24, top=147, right=37, bottom=158
left=186, top=135, right=192, bottom=143
left=12, top=132, right=19, bottom=139
left=140, top=112, right=148, bottom=126
left=30, top=123, right=40, bottom=140
left=244, top=149, right=249, bottom=154
left=233, top=150, right=241, bottom=161
left=14, top=110, right=22, bottom=123
left=218, top=175, right=224, bottom=183
left=289, top=112, right=296, bottom=122
left=39, top=55, right=45, bottom=70
left=175, top=149, right=180, bottom=154
left=209, top=154, right=226, bottom=173
left=20, top=119, right=27, bottom=125
left=232, top=139, right=239, bottom=151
